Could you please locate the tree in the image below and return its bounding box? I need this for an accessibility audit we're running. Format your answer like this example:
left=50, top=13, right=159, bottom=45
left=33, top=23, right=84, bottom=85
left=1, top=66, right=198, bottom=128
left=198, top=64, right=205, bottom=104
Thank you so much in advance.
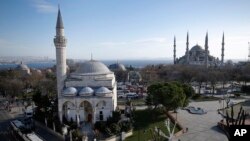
left=160, top=83, right=185, bottom=111
left=146, top=83, right=163, bottom=109
left=194, top=70, right=207, bottom=94
left=146, top=82, right=189, bottom=111
left=207, top=70, right=219, bottom=95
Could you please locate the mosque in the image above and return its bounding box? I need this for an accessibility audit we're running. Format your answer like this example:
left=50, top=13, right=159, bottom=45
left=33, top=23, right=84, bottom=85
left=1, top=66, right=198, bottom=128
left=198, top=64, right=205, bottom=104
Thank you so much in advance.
left=54, top=9, right=117, bottom=125
left=16, top=62, right=31, bottom=75
left=173, top=32, right=225, bottom=67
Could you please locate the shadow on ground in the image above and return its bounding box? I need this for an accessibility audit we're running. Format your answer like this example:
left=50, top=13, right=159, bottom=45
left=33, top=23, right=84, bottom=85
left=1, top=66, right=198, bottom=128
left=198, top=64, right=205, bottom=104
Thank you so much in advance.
left=210, top=125, right=225, bottom=134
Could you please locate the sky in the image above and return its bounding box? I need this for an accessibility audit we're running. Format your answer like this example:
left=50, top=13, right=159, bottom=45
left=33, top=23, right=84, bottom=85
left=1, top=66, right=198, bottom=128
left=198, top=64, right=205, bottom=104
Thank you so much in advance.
left=0, top=0, right=250, bottom=60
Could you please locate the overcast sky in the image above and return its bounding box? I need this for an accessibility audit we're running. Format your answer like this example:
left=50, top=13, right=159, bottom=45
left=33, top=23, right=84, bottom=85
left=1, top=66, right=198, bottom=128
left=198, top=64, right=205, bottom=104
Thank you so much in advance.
left=0, top=0, right=250, bottom=60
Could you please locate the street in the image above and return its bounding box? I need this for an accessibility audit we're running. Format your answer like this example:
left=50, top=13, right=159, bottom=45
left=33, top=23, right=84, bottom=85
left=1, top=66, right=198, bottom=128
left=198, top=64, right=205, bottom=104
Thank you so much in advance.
left=0, top=109, right=17, bottom=141
left=0, top=97, right=64, bottom=141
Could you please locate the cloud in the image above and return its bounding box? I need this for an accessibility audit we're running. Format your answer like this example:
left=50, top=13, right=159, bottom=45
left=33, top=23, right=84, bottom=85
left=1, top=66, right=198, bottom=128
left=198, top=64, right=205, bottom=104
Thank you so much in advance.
left=30, top=0, right=57, bottom=13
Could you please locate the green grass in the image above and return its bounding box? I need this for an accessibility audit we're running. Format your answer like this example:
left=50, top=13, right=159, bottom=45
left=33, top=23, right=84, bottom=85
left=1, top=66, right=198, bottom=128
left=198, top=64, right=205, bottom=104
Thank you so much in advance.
left=125, top=109, right=179, bottom=141
left=192, top=94, right=222, bottom=101
left=117, top=98, right=146, bottom=106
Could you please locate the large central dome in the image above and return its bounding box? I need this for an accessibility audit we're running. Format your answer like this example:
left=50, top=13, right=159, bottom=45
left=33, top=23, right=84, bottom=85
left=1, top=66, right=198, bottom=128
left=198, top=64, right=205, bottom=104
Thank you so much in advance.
left=75, top=60, right=111, bottom=74
left=190, top=44, right=204, bottom=52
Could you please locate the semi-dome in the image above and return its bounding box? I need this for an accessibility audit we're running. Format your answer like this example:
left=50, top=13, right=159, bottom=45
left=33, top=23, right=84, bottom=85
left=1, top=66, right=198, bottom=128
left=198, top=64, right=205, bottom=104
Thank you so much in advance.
left=79, top=87, right=94, bottom=96
left=95, top=86, right=112, bottom=96
left=63, top=87, right=77, bottom=96
left=190, top=45, right=204, bottom=52
left=109, top=63, right=126, bottom=71
left=75, top=60, right=111, bottom=74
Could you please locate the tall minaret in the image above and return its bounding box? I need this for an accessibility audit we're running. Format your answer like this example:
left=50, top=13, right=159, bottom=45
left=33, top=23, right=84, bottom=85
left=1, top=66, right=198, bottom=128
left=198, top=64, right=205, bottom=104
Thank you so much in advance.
left=173, top=36, right=176, bottom=64
left=221, top=32, right=225, bottom=66
left=54, top=7, right=67, bottom=99
left=204, top=32, right=208, bottom=68
left=186, top=32, right=190, bottom=64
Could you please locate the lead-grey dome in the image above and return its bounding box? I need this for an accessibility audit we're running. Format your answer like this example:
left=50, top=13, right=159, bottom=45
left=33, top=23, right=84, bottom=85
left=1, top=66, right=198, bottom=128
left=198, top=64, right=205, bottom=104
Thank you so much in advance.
left=63, top=87, right=77, bottom=96
left=79, top=87, right=94, bottom=96
left=190, top=45, right=204, bottom=52
left=109, top=63, right=126, bottom=71
left=95, top=87, right=112, bottom=96
left=75, top=60, right=111, bottom=74
left=16, top=63, right=29, bottom=71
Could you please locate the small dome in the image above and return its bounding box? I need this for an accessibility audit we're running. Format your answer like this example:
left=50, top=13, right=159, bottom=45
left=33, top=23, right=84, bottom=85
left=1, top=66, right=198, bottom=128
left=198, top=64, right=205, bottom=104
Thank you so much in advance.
left=36, top=69, right=42, bottom=74
left=46, top=69, right=53, bottom=73
left=63, top=87, right=77, bottom=96
left=16, top=63, right=29, bottom=71
left=95, top=87, right=112, bottom=96
left=109, top=63, right=126, bottom=71
left=75, top=60, right=111, bottom=74
left=190, top=45, right=204, bottom=52
left=79, top=87, right=94, bottom=96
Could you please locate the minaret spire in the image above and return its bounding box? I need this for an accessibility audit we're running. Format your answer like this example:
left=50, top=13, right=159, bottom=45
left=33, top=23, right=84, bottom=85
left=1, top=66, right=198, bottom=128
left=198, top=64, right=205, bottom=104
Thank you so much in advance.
left=186, top=32, right=190, bottom=64
left=221, top=32, right=225, bottom=66
left=205, top=32, right=209, bottom=68
left=56, top=7, right=64, bottom=29
left=173, top=36, right=176, bottom=64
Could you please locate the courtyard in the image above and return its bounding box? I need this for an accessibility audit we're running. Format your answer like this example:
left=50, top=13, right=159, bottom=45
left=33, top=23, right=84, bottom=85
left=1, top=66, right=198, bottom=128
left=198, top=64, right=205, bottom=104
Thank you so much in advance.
left=176, top=99, right=246, bottom=141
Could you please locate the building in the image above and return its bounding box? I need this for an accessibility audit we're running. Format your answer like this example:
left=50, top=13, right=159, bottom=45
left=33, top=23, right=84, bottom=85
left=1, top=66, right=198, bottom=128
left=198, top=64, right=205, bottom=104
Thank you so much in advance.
left=108, top=62, right=127, bottom=71
left=174, top=32, right=225, bottom=67
left=54, top=8, right=117, bottom=125
left=16, top=62, right=31, bottom=75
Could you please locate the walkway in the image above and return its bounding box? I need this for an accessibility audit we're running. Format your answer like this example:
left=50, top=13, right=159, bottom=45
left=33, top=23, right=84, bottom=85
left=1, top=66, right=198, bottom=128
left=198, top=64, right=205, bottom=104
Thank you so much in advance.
left=177, top=99, right=245, bottom=141
left=80, top=122, right=94, bottom=140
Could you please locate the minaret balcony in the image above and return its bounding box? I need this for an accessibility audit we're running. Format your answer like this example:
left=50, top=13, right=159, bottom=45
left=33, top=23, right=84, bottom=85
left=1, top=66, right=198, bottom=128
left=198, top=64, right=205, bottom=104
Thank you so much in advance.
left=54, top=37, right=67, bottom=47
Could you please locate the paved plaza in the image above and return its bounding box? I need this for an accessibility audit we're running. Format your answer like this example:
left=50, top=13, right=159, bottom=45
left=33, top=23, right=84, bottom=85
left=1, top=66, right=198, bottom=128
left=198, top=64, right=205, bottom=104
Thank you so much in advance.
left=177, top=99, right=246, bottom=141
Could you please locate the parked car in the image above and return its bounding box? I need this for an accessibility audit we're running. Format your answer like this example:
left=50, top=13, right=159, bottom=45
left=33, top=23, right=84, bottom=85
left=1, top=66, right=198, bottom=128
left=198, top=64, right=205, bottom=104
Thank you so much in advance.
left=126, top=93, right=139, bottom=99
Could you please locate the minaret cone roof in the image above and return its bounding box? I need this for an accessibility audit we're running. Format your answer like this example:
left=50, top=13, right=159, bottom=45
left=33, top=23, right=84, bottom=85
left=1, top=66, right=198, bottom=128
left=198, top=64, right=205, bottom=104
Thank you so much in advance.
left=56, top=8, right=64, bottom=28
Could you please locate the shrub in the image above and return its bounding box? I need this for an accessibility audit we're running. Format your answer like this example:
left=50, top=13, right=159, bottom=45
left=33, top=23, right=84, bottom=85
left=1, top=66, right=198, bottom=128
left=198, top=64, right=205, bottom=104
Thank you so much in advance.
left=120, top=121, right=132, bottom=132
left=234, top=93, right=240, bottom=97
left=192, top=94, right=201, bottom=100
left=110, top=123, right=121, bottom=134
left=94, top=121, right=106, bottom=133
left=72, top=129, right=82, bottom=141
left=105, top=127, right=113, bottom=136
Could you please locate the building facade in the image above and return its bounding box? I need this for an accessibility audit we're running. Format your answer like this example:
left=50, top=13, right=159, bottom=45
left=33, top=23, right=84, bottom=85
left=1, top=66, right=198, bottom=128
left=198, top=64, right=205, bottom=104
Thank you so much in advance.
left=54, top=8, right=117, bottom=125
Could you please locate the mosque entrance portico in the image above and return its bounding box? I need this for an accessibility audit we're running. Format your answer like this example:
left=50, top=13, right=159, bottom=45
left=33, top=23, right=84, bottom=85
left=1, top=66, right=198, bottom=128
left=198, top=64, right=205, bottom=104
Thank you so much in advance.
left=79, top=100, right=93, bottom=123
left=62, top=101, right=76, bottom=122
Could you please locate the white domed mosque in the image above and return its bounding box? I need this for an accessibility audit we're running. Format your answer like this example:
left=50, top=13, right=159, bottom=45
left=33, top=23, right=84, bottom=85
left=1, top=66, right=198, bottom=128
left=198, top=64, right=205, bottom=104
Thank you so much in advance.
left=54, top=8, right=117, bottom=125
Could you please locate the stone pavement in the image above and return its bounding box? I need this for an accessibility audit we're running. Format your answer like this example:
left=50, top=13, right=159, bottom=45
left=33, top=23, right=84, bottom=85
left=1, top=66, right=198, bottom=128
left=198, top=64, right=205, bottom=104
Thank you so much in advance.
left=80, top=122, right=94, bottom=140
left=176, top=99, right=246, bottom=141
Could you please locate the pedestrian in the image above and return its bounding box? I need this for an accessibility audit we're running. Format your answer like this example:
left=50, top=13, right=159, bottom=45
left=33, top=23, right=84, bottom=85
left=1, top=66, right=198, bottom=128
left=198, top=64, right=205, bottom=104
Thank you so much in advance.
left=186, top=127, right=188, bottom=132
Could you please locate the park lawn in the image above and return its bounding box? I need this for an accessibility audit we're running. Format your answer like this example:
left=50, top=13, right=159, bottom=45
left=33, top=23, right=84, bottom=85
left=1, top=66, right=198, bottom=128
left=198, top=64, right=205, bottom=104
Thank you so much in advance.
left=125, top=109, right=179, bottom=141
left=117, top=98, right=145, bottom=106
left=192, top=95, right=222, bottom=102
